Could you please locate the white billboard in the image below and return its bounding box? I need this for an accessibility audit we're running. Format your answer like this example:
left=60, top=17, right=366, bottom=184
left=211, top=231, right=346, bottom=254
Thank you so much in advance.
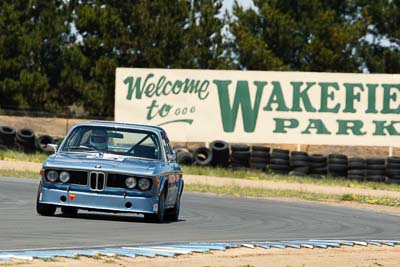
left=115, top=68, right=400, bottom=146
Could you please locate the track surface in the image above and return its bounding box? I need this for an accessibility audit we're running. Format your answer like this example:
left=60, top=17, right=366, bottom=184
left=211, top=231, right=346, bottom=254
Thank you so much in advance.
left=1, top=177, right=399, bottom=250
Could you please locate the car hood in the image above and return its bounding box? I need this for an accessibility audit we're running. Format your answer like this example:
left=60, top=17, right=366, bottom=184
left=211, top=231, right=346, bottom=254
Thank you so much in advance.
left=43, top=152, right=164, bottom=176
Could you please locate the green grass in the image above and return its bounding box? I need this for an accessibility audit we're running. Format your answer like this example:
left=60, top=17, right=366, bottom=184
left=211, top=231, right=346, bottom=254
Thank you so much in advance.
left=0, top=150, right=48, bottom=163
left=0, top=169, right=39, bottom=179
left=183, top=165, right=400, bottom=192
left=186, top=183, right=400, bottom=207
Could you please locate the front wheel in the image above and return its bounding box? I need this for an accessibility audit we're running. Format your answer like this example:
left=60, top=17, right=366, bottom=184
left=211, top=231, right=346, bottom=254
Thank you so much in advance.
left=144, top=190, right=166, bottom=223
left=36, top=185, right=56, bottom=216
left=165, top=195, right=180, bottom=222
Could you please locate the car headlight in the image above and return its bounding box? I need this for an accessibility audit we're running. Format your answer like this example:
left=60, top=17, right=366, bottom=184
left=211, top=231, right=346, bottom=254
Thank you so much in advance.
left=46, top=170, right=58, bottom=182
left=125, top=177, right=137, bottom=189
left=59, top=171, right=70, bottom=183
left=138, top=178, right=151, bottom=191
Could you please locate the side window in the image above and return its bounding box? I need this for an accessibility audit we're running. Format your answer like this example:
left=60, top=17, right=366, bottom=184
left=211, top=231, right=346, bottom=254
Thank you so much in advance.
left=161, top=133, right=172, bottom=157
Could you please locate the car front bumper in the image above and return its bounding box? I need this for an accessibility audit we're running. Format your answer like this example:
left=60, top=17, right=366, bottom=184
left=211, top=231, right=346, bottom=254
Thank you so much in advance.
left=38, top=187, right=159, bottom=214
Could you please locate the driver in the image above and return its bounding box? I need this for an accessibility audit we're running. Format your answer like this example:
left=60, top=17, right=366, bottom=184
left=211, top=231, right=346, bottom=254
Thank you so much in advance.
left=89, top=129, right=108, bottom=151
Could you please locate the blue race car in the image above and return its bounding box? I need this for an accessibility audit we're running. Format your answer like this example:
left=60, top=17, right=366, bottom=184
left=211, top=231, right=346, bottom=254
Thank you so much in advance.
left=36, top=121, right=183, bottom=223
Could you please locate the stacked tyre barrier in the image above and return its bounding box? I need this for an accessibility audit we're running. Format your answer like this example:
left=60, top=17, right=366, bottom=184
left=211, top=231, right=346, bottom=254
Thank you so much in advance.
left=229, top=144, right=250, bottom=169
left=309, top=154, right=327, bottom=176
left=0, top=125, right=57, bottom=153
left=347, top=158, right=366, bottom=181
left=173, top=141, right=400, bottom=185
left=289, top=151, right=310, bottom=176
left=249, top=146, right=270, bottom=171
left=386, top=157, right=400, bottom=184
left=366, top=158, right=386, bottom=182
left=327, top=154, right=348, bottom=177
left=270, top=149, right=290, bottom=174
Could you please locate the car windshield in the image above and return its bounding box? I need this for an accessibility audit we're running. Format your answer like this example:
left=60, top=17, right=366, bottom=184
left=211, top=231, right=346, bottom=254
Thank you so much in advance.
left=61, top=126, right=161, bottom=160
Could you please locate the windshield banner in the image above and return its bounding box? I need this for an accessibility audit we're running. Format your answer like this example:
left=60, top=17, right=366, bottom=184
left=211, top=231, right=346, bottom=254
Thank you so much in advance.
left=115, top=68, right=400, bottom=146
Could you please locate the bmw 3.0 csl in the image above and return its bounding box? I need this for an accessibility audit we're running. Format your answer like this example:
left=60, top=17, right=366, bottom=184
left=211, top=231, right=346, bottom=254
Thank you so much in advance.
left=36, top=121, right=183, bottom=223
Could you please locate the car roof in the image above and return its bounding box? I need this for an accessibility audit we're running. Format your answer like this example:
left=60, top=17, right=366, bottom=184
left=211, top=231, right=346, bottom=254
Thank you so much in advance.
left=74, top=120, right=166, bottom=134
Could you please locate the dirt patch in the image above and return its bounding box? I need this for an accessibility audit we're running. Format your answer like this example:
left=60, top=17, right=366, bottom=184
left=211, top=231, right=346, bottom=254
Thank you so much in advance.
left=5, top=246, right=400, bottom=267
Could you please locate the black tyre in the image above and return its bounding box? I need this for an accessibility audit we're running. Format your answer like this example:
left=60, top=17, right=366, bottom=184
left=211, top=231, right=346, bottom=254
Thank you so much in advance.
left=288, top=170, right=307, bottom=176
left=249, top=162, right=267, bottom=170
left=271, top=149, right=289, bottom=160
left=291, top=151, right=308, bottom=157
left=177, top=150, right=193, bottom=165
left=16, top=128, right=36, bottom=152
left=328, top=158, right=348, bottom=165
left=165, top=194, right=181, bottom=222
left=252, top=146, right=270, bottom=153
left=290, top=160, right=310, bottom=167
left=231, top=144, right=250, bottom=152
left=192, top=147, right=212, bottom=166
left=144, top=190, right=166, bottom=223
left=36, top=135, right=55, bottom=152
left=328, top=154, right=348, bottom=161
left=348, top=161, right=366, bottom=169
left=310, top=162, right=327, bottom=168
left=250, top=151, right=269, bottom=159
left=231, top=151, right=250, bottom=161
left=0, top=126, right=16, bottom=147
left=387, top=157, right=400, bottom=164
left=366, top=164, right=385, bottom=170
left=387, top=178, right=400, bottom=184
left=290, top=166, right=310, bottom=173
left=36, top=185, right=56, bottom=216
left=328, top=164, right=347, bottom=172
left=61, top=206, right=78, bottom=216
left=270, top=158, right=289, bottom=165
left=310, top=167, right=327, bottom=175
left=309, top=154, right=327, bottom=163
left=270, top=164, right=290, bottom=172
left=366, top=158, right=385, bottom=165
left=366, top=169, right=385, bottom=176
left=210, top=140, right=230, bottom=167
left=386, top=163, right=400, bottom=169
left=249, top=157, right=269, bottom=164
left=347, top=169, right=366, bottom=176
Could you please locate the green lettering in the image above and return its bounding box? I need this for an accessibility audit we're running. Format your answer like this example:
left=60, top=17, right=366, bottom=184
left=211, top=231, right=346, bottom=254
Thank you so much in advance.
left=273, top=118, right=299, bottom=133
left=381, top=84, right=400, bottom=114
left=365, top=84, right=378, bottom=113
left=213, top=80, right=266, bottom=132
left=302, top=119, right=331, bottom=135
left=124, top=73, right=153, bottom=100
left=263, top=81, right=289, bottom=111
left=343, top=83, right=364, bottom=113
left=373, top=120, right=400, bottom=136
left=291, top=82, right=316, bottom=112
left=318, top=82, right=340, bottom=113
left=336, top=120, right=366, bottom=135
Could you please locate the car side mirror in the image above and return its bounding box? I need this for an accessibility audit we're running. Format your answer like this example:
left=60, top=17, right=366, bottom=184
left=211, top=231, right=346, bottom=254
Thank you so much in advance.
left=167, top=150, right=177, bottom=162
left=46, top=144, right=58, bottom=153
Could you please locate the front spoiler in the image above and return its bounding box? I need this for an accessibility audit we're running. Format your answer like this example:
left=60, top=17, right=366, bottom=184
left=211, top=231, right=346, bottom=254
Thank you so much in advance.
left=39, top=187, right=159, bottom=214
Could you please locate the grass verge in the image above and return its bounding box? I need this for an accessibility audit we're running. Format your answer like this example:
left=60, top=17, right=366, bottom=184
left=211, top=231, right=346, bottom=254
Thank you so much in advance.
left=0, top=150, right=48, bottom=163
left=183, top=166, right=400, bottom=192
left=186, top=183, right=400, bottom=207
left=0, top=169, right=38, bottom=179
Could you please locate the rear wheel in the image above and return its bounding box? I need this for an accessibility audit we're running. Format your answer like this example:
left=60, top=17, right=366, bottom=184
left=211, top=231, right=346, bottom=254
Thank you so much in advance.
left=144, top=190, right=166, bottom=223
left=36, top=185, right=56, bottom=216
left=61, top=206, right=78, bottom=216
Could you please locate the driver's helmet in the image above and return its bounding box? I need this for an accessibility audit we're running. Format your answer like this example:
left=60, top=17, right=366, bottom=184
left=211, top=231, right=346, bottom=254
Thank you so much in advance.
left=89, top=129, right=108, bottom=151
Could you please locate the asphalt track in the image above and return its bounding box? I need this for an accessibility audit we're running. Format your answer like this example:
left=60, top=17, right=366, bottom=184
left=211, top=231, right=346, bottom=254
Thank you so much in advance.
left=0, top=177, right=399, bottom=250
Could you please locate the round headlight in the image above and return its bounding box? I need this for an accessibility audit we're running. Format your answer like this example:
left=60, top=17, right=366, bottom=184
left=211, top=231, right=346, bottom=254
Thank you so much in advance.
left=59, top=171, right=70, bottom=183
left=138, top=178, right=151, bottom=191
left=125, top=177, right=137, bottom=189
left=46, top=170, right=58, bottom=182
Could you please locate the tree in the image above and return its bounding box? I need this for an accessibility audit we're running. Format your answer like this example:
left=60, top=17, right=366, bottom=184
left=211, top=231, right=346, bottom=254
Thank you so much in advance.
left=0, top=0, right=71, bottom=112
left=359, top=0, right=400, bottom=73
left=230, top=0, right=369, bottom=72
